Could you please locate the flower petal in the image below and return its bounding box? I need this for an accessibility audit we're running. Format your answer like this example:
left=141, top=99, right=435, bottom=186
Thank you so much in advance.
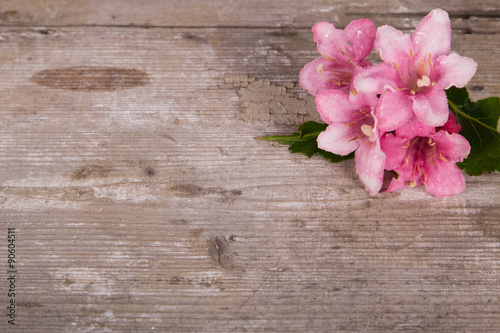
left=380, top=133, right=408, bottom=170
left=431, top=131, right=471, bottom=162
left=385, top=176, right=409, bottom=193
left=299, top=57, right=351, bottom=95
left=344, top=19, right=376, bottom=63
left=434, top=53, right=478, bottom=89
left=313, top=22, right=351, bottom=63
left=317, top=123, right=361, bottom=155
left=355, top=139, right=386, bottom=195
left=440, top=111, right=461, bottom=134
left=411, top=9, right=451, bottom=64
left=412, top=87, right=449, bottom=127
left=375, top=90, right=413, bottom=132
left=395, top=115, right=436, bottom=139
left=421, top=157, right=466, bottom=198
left=351, top=63, right=402, bottom=103
left=375, top=25, right=411, bottom=72
left=315, top=90, right=359, bottom=124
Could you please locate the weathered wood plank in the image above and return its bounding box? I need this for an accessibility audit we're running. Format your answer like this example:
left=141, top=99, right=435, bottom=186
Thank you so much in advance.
left=0, top=12, right=499, bottom=333
left=0, top=0, right=499, bottom=31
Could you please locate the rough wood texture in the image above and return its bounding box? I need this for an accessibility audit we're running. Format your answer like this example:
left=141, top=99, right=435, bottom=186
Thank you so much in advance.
left=1, top=1, right=499, bottom=332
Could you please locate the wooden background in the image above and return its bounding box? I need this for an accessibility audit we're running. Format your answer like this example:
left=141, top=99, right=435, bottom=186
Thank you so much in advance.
left=1, top=0, right=499, bottom=332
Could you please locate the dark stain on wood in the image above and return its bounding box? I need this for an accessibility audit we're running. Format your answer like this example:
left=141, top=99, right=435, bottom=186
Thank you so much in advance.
left=171, top=184, right=242, bottom=200
left=16, top=301, right=43, bottom=308
left=31, top=66, right=149, bottom=91
left=171, top=184, right=206, bottom=198
left=267, top=29, right=299, bottom=38
left=144, top=166, right=156, bottom=177
left=477, top=207, right=500, bottom=240
left=181, top=32, right=208, bottom=43
left=0, top=10, right=18, bottom=19
left=208, top=236, right=235, bottom=268
left=72, top=164, right=112, bottom=180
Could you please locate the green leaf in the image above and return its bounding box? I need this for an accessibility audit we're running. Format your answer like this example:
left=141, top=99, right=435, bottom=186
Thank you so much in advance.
left=446, top=86, right=500, bottom=175
left=257, top=121, right=354, bottom=163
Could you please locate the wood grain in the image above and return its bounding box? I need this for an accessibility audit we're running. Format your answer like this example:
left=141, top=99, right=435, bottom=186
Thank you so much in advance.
left=0, top=1, right=499, bottom=332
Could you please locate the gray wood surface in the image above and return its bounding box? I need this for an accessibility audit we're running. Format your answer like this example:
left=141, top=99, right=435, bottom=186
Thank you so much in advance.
left=0, top=1, right=499, bottom=332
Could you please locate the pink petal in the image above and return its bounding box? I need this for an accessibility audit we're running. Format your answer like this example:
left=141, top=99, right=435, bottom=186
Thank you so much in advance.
left=355, top=139, right=386, bottom=195
left=299, top=57, right=351, bottom=95
left=386, top=144, right=422, bottom=193
left=375, top=90, right=413, bottom=132
left=380, top=133, right=408, bottom=170
left=315, top=90, right=359, bottom=124
left=412, top=87, right=449, bottom=127
left=344, top=19, right=376, bottom=63
left=395, top=115, right=436, bottom=139
left=431, top=131, right=471, bottom=162
left=313, top=22, right=351, bottom=63
left=375, top=25, right=411, bottom=74
left=352, top=63, right=402, bottom=102
left=421, top=157, right=466, bottom=198
left=440, top=111, right=461, bottom=134
left=385, top=176, right=409, bottom=193
left=317, top=123, right=361, bottom=155
left=434, top=53, right=478, bottom=89
left=358, top=59, right=373, bottom=68
left=411, top=9, right=451, bottom=64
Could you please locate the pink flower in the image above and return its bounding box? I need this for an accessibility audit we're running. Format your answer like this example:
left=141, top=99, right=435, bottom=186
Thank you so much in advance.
left=299, top=19, right=376, bottom=96
left=381, top=127, right=471, bottom=198
left=315, top=90, right=385, bottom=195
left=353, top=9, right=477, bottom=131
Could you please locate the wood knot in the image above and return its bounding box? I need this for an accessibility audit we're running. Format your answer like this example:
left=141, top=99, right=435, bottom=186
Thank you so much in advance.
left=208, top=236, right=234, bottom=268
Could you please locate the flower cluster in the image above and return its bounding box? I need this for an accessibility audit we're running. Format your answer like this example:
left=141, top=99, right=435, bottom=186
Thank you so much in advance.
left=300, top=9, right=477, bottom=197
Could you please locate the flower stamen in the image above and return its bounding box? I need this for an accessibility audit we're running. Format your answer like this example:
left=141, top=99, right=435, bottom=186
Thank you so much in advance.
left=348, top=136, right=359, bottom=143
left=361, top=124, right=374, bottom=138
left=437, top=150, right=448, bottom=162
left=407, top=180, right=417, bottom=188
left=416, top=75, right=431, bottom=88
left=417, top=165, right=427, bottom=182
left=322, top=54, right=337, bottom=62
left=316, top=63, right=324, bottom=74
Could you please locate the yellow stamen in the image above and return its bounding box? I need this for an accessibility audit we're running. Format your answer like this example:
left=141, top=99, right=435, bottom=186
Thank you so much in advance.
left=428, top=138, right=436, bottom=146
left=392, top=62, right=401, bottom=72
left=402, top=155, right=410, bottom=167
left=339, top=45, right=347, bottom=55
left=326, top=79, right=343, bottom=86
left=322, top=54, right=337, bottom=62
left=351, top=90, right=358, bottom=96
left=417, top=165, right=427, bottom=182
left=410, top=49, right=413, bottom=59
left=316, top=63, right=324, bottom=74
left=438, top=151, right=448, bottom=162
left=407, top=180, right=417, bottom=188
left=417, top=75, right=431, bottom=88
left=348, top=136, right=359, bottom=143
left=428, top=53, right=433, bottom=67
left=361, top=124, right=374, bottom=138
left=410, top=89, right=416, bottom=95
